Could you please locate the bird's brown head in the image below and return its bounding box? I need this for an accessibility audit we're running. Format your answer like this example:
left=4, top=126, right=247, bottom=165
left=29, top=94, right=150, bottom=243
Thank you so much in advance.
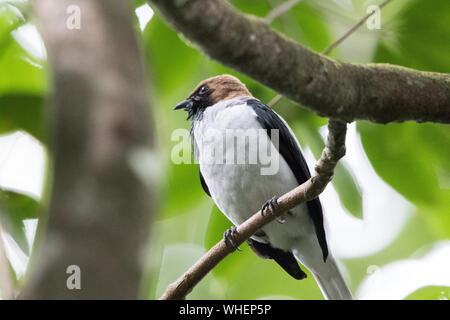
left=174, top=74, right=252, bottom=120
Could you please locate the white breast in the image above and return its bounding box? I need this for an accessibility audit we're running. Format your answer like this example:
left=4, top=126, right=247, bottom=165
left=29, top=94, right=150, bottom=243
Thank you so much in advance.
left=193, top=98, right=314, bottom=250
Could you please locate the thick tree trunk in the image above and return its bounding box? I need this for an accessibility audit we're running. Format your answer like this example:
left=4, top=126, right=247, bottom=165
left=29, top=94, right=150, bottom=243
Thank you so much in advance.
left=22, top=0, right=154, bottom=299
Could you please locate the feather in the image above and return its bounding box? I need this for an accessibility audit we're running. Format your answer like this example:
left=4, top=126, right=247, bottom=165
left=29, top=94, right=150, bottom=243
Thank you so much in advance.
left=246, top=99, right=329, bottom=261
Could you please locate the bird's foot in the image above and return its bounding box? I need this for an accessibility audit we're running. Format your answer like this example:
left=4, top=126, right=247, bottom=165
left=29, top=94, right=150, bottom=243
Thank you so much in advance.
left=261, top=196, right=278, bottom=217
left=223, top=226, right=241, bottom=252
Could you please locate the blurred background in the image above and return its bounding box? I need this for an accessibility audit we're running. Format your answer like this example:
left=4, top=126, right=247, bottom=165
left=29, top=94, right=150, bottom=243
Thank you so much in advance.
left=0, top=0, right=449, bottom=299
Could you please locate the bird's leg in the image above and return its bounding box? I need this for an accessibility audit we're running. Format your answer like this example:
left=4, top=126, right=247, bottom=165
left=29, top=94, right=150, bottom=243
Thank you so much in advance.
left=223, top=226, right=241, bottom=252
left=261, top=196, right=278, bottom=217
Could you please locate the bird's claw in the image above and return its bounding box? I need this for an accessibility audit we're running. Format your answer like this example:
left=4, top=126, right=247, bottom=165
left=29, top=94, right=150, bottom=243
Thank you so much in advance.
left=261, top=196, right=278, bottom=217
left=223, top=226, right=241, bottom=251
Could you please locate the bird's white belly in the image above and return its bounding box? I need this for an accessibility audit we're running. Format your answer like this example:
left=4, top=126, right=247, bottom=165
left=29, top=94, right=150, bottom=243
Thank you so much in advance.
left=194, top=101, right=314, bottom=250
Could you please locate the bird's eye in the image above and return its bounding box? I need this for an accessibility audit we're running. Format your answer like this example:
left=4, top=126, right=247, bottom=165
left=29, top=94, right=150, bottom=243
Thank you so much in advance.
left=198, top=85, right=209, bottom=95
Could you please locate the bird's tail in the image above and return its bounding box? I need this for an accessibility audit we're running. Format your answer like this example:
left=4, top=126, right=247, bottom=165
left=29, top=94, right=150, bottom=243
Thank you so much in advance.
left=311, top=257, right=353, bottom=300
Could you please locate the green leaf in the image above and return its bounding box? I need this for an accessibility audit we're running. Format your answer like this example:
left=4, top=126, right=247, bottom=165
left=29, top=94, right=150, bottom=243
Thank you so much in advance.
left=0, top=4, right=47, bottom=141
left=0, top=94, right=45, bottom=140
left=358, top=121, right=450, bottom=235
left=0, top=189, right=39, bottom=254
left=0, top=42, right=45, bottom=95
left=289, top=1, right=331, bottom=52
left=374, top=0, right=450, bottom=73
left=144, top=14, right=202, bottom=98
left=160, top=162, right=209, bottom=219
left=132, top=0, right=146, bottom=9
left=358, top=122, right=449, bottom=205
left=0, top=189, right=38, bottom=223
left=229, top=0, right=271, bottom=17
left=0, top=4, right=25, bottom=54
left=0, top=5, right=45, bottom=95
left=362, top=1, right=450, bottom=236
left=333, top=163, right=363, bottom=218
left=230, top=1, right=331, bottom=53
left=204, top=205, right=232, bottom=250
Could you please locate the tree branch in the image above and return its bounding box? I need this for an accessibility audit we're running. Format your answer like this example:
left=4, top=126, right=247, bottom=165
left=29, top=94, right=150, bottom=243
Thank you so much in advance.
left=269, top=0, right=391, bottom=107
left=149, top=0, right=450, bottom=124
left=160, top=119, right=347, bottom=300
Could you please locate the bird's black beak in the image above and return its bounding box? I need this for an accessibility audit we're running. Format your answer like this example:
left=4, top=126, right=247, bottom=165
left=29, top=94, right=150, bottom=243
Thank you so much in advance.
left=174, top=99, right=194, bottom=111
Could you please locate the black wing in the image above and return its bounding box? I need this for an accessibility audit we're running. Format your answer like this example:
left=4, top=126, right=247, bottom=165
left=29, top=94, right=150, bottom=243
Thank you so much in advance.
left=247, top=99, right=328, bottom=262
left=248, top=238, right=307, bottom=280
left=199, top=170, right=211, bottom=197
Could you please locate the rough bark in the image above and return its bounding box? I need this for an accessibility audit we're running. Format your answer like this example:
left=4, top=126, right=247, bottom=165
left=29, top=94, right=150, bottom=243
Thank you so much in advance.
left=22, top=0, right=154, bottom=299
left=149, top=0, right=450, bottom=124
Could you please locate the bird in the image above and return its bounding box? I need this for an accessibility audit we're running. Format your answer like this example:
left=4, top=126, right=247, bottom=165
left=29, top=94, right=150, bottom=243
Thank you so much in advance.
left=174, top=74, right=352, bottom=300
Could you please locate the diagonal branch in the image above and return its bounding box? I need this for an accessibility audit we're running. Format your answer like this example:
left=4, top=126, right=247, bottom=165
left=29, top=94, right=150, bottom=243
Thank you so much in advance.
left=265, top=0, right=303, bottom=24
left=160, top=119, right=347, bottom=300
left=149, top=0, right=450, bottom=124
left=322, top=0, right=391, bottom=55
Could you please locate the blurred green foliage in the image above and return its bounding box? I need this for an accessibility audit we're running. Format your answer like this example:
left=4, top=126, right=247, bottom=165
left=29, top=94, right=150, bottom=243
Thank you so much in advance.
left=0, top=0, right=44, bottom=274
left=0, top=189, right=39, bottom=254
left=0, top=0, right=449, bottom=299
left=359, top=122, right=450, bottom=235
left=141, top=0, right=450, bottom=300
left=0, top=3, right=46, bottom=140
